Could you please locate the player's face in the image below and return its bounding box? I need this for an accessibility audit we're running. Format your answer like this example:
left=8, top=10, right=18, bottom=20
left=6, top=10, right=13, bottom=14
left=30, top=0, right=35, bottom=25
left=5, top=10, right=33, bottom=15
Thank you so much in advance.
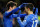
left=10, top=6, right=16, bottom=10
left=12, top=6, right=17, bottom=9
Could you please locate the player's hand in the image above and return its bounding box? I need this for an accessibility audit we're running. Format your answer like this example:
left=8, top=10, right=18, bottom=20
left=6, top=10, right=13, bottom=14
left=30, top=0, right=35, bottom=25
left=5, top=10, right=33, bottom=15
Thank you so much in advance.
left=19, top=3, right=29, bottom=8
left=19, top=4, right=25, bottom=8
left=17, top=10, right=21, bottom=19
left=17, top=10, right=21, bottom=17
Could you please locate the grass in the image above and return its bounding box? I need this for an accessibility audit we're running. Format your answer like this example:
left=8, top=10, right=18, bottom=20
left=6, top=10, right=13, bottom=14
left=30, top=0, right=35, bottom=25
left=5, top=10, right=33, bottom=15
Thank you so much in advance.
left=38, top=16, right=40, bottom=21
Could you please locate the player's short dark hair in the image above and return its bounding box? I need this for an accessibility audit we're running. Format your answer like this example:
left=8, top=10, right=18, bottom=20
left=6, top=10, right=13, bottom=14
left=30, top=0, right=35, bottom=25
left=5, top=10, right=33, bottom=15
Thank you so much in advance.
left=25, top=3, right=34, bottom=11
left=6, top=1, right=16, bottom=10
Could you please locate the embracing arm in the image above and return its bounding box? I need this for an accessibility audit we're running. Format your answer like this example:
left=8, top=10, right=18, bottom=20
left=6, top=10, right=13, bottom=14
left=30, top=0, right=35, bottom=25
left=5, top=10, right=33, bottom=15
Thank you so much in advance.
left=4, top=4, right=24, bottom=17
left=9, top=14, right=27, bottom=18
left=4, top=7, right=20, bottom=17
left=4, top=3, right=29, bottom=17
left=17, top=17, right=27, bottom=26
left=17, top=14, right=32, bottom=26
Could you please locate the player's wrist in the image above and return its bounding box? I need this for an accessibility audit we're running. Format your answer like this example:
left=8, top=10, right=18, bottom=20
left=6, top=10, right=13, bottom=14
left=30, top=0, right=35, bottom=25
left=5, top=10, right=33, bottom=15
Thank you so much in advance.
left=19, top=4, right=24, bottom=9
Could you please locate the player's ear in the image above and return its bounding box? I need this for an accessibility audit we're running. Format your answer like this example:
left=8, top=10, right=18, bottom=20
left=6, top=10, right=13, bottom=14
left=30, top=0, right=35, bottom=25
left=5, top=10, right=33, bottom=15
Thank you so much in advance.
left=10, top=6, right=12, bottom=9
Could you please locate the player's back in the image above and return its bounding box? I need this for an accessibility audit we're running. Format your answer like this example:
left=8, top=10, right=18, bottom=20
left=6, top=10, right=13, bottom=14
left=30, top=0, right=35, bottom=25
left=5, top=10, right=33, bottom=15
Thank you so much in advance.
left=3, top=11, right=13, bottom=27
left=24, top=14, right=38, bottom=27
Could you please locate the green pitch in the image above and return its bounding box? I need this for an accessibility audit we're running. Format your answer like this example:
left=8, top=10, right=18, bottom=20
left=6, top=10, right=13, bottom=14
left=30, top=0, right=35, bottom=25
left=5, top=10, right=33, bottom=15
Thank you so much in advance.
left=38, top=16, right=40, bottom=21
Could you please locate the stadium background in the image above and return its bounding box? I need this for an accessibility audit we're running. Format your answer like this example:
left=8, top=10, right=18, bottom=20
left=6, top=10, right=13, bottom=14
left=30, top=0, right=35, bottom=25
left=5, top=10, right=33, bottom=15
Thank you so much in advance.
left=0, top=0, right=40, bottom=27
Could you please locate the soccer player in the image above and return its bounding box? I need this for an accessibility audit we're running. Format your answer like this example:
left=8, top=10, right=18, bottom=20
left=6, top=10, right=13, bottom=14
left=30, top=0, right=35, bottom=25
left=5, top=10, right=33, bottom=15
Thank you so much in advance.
left=17, top=3, right=38, bottom=27
left=3, top=1, right=26, bottom=27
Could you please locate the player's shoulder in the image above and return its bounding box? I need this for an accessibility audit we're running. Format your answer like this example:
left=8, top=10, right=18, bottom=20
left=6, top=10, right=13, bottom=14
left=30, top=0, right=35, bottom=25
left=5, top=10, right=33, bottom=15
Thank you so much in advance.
left=3, top=11, right=9, bottom=16
left=32, top=14, right=38, bottom=21
left=28, top=14, right=38, bottom=20
left=28, top=14, right=34, bottom=18
left=28, top=14, right=38, bottom=18
left=24, top=14, right=34, bottom=19
left=4, top=11, right=8, bottom=14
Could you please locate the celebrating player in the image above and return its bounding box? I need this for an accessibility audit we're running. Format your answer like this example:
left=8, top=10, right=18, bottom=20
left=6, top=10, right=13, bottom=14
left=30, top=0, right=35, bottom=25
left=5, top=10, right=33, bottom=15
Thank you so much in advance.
left=17, top=3, right=38, bottom=27
left=3, top=1, right=26, bottom=27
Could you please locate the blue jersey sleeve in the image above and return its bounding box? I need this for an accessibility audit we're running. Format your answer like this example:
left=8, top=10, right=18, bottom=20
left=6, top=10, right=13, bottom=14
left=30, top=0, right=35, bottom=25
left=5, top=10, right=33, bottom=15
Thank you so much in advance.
left=9, top=10, right=27, bottom=18
left=17, top=14, right=36, bottom=27
left=4, top=4, right=25, bottom=17
left=9, top=14, right=27, bottom=18
left=17, top=15, right=31, bottom=27
left=4, top=7, right=20, bottom=17
left=17, top=17, right=27, bottom=27
left=20, top=14, right=27, bottom=18
left=35, top=8, right=38, bottom=15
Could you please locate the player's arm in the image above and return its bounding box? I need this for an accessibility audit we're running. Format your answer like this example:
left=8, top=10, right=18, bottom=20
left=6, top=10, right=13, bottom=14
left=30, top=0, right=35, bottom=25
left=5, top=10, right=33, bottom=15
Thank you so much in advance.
left=35, top=8, right=38, bottom=15
left=17, top=17, right=27, bottom=26
left=17, top=15, right=32, bottom=26
left=17, top=10, right=29, bottom=26
left=17, top=16, right=30, bottom=26
left=33, top=7, right=38, bottom=15
left=4, top=7, right=20, bottom=17
left=4, top=4, right=24, bottom=17
left=20, top=14, right=27, bottom=18
left=16, top=10, right=26, bottom=26
left=9, top=14, right=27, bottom=18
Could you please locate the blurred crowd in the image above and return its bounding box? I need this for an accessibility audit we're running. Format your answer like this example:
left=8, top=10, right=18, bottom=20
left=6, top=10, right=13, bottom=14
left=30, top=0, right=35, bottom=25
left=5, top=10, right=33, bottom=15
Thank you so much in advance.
left=0, top=0, right=40, bottom=27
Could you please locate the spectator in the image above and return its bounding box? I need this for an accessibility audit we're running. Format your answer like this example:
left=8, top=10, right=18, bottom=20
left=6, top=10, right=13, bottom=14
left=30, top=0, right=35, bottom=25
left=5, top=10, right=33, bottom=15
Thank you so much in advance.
left=0, top=12, right=3, bottom=27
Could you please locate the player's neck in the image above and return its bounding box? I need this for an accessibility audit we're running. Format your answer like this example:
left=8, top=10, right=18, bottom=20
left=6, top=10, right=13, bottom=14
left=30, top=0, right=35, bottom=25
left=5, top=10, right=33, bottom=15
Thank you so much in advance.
left=28, top=11, right=33, bottom=15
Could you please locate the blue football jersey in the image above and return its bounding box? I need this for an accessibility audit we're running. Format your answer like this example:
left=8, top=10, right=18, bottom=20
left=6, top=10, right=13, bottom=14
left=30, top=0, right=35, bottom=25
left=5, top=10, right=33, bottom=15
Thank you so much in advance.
left=3, top=7, right=22, bottom=27
left=3, top=12, right=27, bottom=27
left=17, top=14, right=38, bottom=27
